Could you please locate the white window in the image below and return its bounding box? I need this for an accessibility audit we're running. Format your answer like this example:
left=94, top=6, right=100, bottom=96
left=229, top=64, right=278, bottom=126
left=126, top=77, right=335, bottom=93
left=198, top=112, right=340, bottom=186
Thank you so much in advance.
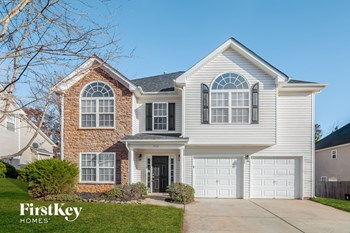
left=210, top=73, right=250, bottom=124
left=6, top=115, right=15, bottom=132
left=81, top=82, right=115, bottom=128
left=80, top=152, right=115, bottom=183
left=331, top=150, right=337, bottom=159
left=320, top=176, right=327, bottom=182
left=153, top=103, right=168, bottom=130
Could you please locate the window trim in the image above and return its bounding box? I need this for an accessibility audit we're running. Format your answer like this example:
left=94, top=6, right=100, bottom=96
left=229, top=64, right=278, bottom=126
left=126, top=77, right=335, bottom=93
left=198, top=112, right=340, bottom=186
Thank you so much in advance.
left=152, top=102, right=168, bottom=131
left=79, top=81, right=116, bottom=129
left=209, top=73, right=251, bottom=124
left=79, top=152, right=116, bottom=184
left=6, top=115, right=16, bottom=132
left=331, top=150, right=337, bottom=159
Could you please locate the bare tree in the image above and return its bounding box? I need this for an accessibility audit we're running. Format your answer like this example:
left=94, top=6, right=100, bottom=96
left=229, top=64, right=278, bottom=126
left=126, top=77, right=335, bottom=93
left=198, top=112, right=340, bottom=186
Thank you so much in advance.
left=314, top=123, right=322, bottom=142
left=0, top=0, right=123, bottom=158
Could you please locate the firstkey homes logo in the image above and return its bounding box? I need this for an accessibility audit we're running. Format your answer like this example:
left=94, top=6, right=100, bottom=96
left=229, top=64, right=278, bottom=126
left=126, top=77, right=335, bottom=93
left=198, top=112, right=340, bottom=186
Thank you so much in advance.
left=19, top=203, right=82, bottom=224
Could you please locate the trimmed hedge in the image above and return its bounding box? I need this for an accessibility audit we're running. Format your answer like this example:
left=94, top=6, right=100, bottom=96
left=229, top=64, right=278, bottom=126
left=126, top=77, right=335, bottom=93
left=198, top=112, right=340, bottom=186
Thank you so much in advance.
left=166, top=183, right=195, bottom=204
left=19, top=159, right=79, bottom=198
left=103, top=182, right=148, bottom=201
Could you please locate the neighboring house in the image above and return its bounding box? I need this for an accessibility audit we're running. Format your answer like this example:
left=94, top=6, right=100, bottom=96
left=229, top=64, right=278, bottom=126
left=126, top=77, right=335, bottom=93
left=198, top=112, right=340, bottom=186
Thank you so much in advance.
left=315, top=123, right=350, bottom=182
left=0, top=89, right=57, bottom=167
left=54, top=38, right=326, bottom=199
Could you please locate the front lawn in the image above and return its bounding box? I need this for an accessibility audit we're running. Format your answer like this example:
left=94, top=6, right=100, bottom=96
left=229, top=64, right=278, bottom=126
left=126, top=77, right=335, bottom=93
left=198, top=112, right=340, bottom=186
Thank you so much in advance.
left=311, top=197, right=350, bottom=212
left=0, top=178, right=183, bottom=233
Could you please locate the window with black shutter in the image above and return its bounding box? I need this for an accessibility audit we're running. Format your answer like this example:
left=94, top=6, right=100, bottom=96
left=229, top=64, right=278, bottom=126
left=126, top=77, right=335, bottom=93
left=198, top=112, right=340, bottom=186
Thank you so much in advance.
left=251, top=82, right=259, bottom=124
left=145, top=103, right=153, bottom=131
left=168, top=103, right=175, bottom=131
left=201, top=83, right=209, bottom=124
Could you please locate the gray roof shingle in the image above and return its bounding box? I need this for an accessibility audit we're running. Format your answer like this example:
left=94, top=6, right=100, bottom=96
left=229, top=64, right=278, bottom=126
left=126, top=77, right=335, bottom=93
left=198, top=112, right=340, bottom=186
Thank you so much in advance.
left=288, top=79, right=317, bottom=84
left=122, top=133, right=188, bottom=141
left=131, top=71, right=184, bottom=92
left=316, top=123, right=350, bottom=150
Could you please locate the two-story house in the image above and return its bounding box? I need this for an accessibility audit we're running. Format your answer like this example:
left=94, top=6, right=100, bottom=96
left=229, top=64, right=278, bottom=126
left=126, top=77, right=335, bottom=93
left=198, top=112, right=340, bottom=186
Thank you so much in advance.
left=54, top=38, right=326, bottom=198
left=0, top=86, right=57, bottom=167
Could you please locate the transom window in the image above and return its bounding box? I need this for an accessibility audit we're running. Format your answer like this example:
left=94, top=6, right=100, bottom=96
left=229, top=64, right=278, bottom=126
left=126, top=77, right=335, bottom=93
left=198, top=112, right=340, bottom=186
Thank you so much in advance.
left=80, top=82, right=115, bottom=128
left=211, top=73, right=250, bottom=123
left=153, top=103, right=168, bottom=130
left=80, top=152, right=115, bottom=183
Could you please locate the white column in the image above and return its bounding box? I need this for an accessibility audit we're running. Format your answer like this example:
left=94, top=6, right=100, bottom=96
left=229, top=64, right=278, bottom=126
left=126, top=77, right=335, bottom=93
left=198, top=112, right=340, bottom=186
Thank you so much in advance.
left=128, top=149, right=134, bottom=184
left=180, top=147, right=184, bottom=183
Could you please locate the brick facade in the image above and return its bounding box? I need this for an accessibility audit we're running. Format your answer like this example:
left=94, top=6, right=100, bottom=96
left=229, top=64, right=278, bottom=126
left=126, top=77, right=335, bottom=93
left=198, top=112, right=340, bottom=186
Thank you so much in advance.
left=63, top=68, right=132, bottom=193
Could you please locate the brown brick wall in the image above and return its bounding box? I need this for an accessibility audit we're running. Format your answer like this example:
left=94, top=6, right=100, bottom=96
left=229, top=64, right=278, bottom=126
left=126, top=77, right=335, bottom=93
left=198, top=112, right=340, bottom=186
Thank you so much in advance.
left=63, top=68, right=132, bottom=193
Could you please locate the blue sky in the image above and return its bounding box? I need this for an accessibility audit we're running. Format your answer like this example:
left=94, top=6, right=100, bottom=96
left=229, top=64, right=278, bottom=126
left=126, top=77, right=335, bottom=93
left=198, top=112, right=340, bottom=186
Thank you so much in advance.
left=91, top=0, right=350, bottom=136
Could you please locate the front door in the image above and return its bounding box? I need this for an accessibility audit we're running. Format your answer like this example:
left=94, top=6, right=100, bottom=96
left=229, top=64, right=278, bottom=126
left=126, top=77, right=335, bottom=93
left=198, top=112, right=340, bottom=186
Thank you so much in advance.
left=152, top=156, right=169, bottom=192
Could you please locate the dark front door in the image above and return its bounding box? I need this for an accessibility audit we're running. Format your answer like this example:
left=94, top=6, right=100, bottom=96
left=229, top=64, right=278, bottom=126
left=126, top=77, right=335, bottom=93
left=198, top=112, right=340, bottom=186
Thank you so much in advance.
left=152, top=156, right=169, bottom=192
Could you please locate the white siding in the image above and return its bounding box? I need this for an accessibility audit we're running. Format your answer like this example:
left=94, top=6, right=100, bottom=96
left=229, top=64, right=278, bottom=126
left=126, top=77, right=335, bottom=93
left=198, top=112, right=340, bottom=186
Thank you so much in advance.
left=256, top=92, right=313, bottom=197
left=132, top=95, right=139, bottom=134
left=183, top=92, right=313, bottom=198
left=135, top=95, right=182, bottom=134
left=184, top=48, right=276, bottom=145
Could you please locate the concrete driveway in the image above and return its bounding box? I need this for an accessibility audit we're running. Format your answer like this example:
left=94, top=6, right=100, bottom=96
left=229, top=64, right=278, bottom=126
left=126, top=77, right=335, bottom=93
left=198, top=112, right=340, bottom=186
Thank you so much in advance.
left=184, top=199, right=350, bottom=233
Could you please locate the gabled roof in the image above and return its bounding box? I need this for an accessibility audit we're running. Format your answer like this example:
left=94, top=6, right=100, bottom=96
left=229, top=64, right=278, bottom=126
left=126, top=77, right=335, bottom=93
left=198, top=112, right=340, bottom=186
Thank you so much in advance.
left=53, top=56, right=137, bottom=93
left=176, top=37, right=290, bottom=85
left=0, top=84, right=56, bottom=147
left=131, top=71, right=184, bottom=92
left=316, top=123, right=350, bottom=150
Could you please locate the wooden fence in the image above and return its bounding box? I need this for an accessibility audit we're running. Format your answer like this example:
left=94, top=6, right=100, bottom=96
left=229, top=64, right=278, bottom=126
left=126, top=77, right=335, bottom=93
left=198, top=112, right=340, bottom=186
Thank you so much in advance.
left=315, top=181, right=350, bottom=200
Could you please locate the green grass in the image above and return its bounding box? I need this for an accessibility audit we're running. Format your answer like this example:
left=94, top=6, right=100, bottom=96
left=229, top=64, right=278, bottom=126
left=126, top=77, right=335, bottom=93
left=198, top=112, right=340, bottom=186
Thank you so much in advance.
left=311, top=197, right=350, bottom=212
left=0, top=178, right=183, bottom=233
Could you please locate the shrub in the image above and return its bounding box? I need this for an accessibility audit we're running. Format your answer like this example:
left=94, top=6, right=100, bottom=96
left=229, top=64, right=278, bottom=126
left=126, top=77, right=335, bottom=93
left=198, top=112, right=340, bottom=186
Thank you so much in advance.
left=19, top=159, right=79, bottom=198
left=103, top=182, right=148, bottom=201
left=134, top=182, right=148, bottom=197
left=166, top=183, right=195, bottom=204
left=43, top=194, right=82, bottom=202
left=3, top=162, right=18, bottom=178
left=103, top=186, right=122, bottom=199
left=0, top=162, right=6, bottom=178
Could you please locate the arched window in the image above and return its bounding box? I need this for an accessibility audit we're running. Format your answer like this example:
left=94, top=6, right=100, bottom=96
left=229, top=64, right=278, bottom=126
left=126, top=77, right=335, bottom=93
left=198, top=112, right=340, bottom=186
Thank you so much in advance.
left=211, top=73, right=250, bottom=123
left=80, top=81, right=115, bottom=128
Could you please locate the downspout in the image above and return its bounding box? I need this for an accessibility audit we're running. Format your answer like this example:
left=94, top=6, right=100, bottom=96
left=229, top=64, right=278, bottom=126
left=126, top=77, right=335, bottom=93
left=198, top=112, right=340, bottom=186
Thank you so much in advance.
left=311, top=93, right=315, bottom=197
left=60, top=93, right=65, bottom=160
left=179, top=86, right=186, bottom=138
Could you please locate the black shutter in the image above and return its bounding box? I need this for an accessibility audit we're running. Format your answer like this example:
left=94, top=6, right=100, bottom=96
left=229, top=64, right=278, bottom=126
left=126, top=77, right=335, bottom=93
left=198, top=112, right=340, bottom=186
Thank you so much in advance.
left=145, top=103, right=153, bottom=131
left=251, top=83, right=259, bottom=124
left=168, top=103, right=175, bottom=131
left=201, top=83, right=209, bottom=124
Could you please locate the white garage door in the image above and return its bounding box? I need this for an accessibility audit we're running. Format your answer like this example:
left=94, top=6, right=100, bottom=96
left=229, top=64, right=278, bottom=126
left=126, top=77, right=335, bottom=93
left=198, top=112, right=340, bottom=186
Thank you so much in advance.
left=194, top=157, right=243, bottom=198
left=251, top=158, right=300, bottom=199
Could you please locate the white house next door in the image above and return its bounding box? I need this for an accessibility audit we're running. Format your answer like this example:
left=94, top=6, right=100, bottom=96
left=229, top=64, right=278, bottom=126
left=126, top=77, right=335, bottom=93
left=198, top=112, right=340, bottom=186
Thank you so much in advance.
left=193, top=157, right=243, bottom=198
left=251, top=157, right=301, bottom=199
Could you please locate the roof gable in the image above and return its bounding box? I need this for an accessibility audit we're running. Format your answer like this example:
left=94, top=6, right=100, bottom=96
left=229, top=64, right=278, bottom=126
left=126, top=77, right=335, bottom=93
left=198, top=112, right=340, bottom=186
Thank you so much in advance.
left=53, top=57, right=136, bottom=93
left=176, top=37, right=289, bottom=85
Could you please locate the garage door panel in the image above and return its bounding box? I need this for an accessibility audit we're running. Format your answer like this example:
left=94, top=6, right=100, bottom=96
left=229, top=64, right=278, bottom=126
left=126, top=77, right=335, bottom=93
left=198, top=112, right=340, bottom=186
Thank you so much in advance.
left=251, top=158, right=300, bottom=199
left=194, top=157, right=243, bottom=198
